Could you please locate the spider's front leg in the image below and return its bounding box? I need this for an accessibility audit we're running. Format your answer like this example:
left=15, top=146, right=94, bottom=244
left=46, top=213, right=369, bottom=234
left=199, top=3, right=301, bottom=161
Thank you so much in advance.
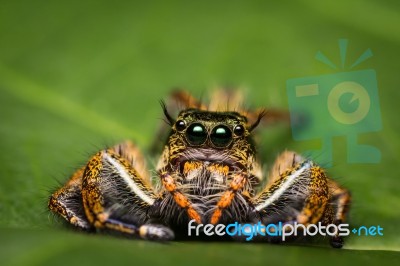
left=251, top=151, right=351, bottom=248
left=50, top=141, right=174, bottom=241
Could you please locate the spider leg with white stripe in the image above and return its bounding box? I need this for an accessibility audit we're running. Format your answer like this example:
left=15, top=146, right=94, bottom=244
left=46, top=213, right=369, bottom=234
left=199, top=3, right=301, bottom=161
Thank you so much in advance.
left=49, top=141, right=174, bottom=241
left=249, top=151, right=350, bottom=248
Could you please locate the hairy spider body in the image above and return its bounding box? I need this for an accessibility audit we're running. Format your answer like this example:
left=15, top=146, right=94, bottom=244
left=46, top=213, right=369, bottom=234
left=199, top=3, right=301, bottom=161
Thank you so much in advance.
left=49, top=90, right=351, bottom=248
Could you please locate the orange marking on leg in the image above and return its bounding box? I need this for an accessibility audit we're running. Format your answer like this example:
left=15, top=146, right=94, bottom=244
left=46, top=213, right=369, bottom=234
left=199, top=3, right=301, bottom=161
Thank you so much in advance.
left=296, top=166, right=329, bottom=225
left=210, top=173, right=247, bottom=224
left=104, top=222, right=135, bottom=234
left=210, top=209, right=222, bottom=224
left=217, top=191, right=235, bottom=208
left=161, top=171, right=202, bottom=224
left=230, top=174, right=245, bottom=190
left=171, top=90, right=207, bottom=110
left=162, top=174, right=177, bottom=192
left=81, top=152, right=104, bottom=224
left=188, top=207, right=202, bottom=224
left=65, top=167, right=85, bottom=187
left=173, top=192, right=190, bottom=208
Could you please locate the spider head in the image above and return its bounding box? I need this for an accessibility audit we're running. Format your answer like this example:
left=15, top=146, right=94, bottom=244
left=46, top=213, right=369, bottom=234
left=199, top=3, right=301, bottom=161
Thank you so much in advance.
left=163, top=107, right=263, bottom=170
left=172, top=109, right=248, bottom=149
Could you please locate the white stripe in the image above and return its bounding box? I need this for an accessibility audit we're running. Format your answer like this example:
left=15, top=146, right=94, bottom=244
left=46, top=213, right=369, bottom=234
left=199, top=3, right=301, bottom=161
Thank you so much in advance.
left=104, top=152, right=155, bottom=205
left=255, top=162, right=311, bottom=211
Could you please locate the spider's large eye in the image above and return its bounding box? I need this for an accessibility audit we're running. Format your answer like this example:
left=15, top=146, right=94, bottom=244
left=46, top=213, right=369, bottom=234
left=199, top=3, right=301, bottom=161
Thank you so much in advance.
left=210, top=125, right=232, bottom=148
left=186, top=123, right=207, bottom=145
left=175, top=120, right=186, bottom=131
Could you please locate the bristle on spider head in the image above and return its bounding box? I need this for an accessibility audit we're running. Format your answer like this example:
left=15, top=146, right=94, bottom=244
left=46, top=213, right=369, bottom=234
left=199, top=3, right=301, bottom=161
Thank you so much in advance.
left=248, top=109, right=266, bottom=132
left=160, top=100, right=175, bottom=125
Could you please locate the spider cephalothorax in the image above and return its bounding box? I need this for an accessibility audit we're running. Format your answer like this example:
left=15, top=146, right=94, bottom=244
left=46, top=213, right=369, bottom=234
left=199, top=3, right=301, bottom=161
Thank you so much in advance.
left=49, top=89, right=351, bottom=248
left=155, top=109, right=262, bottom=226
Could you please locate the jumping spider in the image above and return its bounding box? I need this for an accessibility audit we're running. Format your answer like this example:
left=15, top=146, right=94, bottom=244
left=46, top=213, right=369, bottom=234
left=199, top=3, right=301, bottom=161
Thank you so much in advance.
left=49, top=90, right=351, bottom=248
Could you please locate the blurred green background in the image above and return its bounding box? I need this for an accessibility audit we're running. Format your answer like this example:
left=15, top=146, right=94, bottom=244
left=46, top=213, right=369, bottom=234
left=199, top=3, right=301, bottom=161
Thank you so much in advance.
left=0, top=0, right=399, bottom=265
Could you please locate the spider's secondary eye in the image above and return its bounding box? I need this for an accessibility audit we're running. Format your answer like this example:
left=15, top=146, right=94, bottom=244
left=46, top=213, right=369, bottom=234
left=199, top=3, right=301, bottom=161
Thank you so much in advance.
left=175, top=120, right=186, bottom=131
left=210, top=125, right=232, bottom=148
left=233, top=125, right=245, bottom=136
left=186, top=123, right=207, bottom=145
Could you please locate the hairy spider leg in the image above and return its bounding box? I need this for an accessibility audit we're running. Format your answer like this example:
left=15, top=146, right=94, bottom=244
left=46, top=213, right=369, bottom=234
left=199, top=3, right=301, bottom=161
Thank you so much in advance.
left=327, top=180, right=351, bottom=224
left=210, top=173, right=247, bottom=224
left=114, top=140, right=151, bottom=184
left=267, top=151, right=351, bottom=247
left=266, top=150, right=303, bottom=186
left=172, top=89, right=289, bottom=127
left=51, top=142, right=174, bottom=240
left=170, top=90, right=207, bottom=110
left=208, top=89, right=244, bottom=112
left=252, top=156, right=351, bottom=247
left=48, top=166, right=91, bottom=229
left=243, top=107, right=290, bottom=129
left=208, top=89, right=290, bottom=128
left=258, top=151, right=332, bottom=223
left=254, top=160, right=329, bottom=224
left=159, top=170, right=202, bottom=224
left=327, top=179, right=351, bottom=247
left=83, top=148, right=174, bottom=240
